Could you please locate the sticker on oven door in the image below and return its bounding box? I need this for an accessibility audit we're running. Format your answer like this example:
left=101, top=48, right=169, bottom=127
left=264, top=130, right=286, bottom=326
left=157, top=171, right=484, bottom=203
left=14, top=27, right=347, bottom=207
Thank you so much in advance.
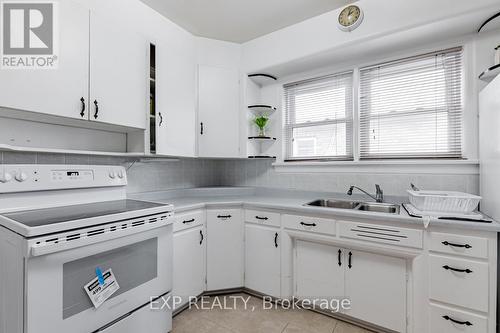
left=84, top=268, right=120, bottom=308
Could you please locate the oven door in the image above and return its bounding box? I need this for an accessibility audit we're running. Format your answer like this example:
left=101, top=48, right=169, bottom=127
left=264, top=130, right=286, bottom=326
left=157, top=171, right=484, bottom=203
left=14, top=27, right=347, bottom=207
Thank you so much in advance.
left=25, top=224, right=172, bottom=333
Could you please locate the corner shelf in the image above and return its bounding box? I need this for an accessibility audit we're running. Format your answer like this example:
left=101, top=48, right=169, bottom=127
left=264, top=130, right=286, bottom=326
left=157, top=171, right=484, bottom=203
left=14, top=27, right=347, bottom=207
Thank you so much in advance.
left=248, top=136, right=276, bottom=142
left=248, top=155, right=276, bottom=159
left=248, top=105, right=277, bottom=115
left=479, top=64, right=500, bottom=82
left=248, top=73, right=277, bottom=87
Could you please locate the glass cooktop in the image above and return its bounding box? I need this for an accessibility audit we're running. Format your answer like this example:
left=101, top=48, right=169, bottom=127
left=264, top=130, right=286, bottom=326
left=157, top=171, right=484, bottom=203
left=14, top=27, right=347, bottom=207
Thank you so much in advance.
left=1, top=200, right=166, bottom=227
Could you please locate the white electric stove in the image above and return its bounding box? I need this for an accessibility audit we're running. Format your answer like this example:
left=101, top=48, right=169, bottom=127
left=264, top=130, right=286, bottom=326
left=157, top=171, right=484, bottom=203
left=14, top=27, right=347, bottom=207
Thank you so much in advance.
left=0, top=164, right=174, bottom=333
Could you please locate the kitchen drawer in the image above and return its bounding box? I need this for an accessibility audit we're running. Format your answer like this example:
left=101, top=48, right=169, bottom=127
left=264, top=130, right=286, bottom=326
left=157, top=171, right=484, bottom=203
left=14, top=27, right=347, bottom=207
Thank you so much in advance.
left=429, top=255, right=489, bottom=312
left=174, top=210, right=205, bottom=232
left=245, top=209, right=280, bottom=227
left=430, top=232, right=488, bottom=259
left=282, top=214, right=335, bottom=236
left=338, top=221, right=423, bottom=248
left=430, top=303, right=488, bottom=333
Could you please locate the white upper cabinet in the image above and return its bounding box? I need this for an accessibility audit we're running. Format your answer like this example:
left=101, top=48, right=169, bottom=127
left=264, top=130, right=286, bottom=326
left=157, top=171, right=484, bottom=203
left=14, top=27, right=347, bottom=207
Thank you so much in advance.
left=155, top=41, right=196, bottom=156
left=0, top=0, right=89, bottom=120
left=197, top=65, right=240, bottom=158
left=89, top=12, right=147, bottom=129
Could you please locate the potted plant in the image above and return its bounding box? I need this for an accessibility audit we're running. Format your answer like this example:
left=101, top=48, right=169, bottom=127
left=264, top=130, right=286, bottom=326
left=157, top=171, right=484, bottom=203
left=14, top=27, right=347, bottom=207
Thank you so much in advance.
left=253, top=115, right=269, bottom=137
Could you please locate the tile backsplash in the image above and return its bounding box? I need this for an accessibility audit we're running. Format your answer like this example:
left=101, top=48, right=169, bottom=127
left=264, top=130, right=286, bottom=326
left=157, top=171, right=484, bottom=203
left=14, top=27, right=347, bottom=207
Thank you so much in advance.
left=0, top=152, right=219, bottom=194
left=217, top=159, right=480, bottom=197
left=0, top=152, right=479, bottom=196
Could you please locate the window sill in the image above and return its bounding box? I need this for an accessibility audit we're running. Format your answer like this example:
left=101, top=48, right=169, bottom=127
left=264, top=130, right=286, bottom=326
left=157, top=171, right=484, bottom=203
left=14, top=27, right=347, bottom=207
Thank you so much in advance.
left=272, top=159, right=479, bottom=175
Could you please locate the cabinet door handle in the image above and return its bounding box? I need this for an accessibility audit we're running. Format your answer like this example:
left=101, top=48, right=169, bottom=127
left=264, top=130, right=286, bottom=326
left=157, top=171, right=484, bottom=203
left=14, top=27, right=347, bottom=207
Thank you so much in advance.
left=348, top=251, right=352, bottom=269
left=80, top=97, right=85, bottom=117
left=442, top=315, right=473, bottom=326
left=200, top=122, right=204, bottom=135
left=338, top=249, right=342, bottom=266
left=442, top=241, right=472, bottom=249
left=255, top=216, right=268, bottom=220
left=217, top=215, right=232, bottom=219
left=182, top=218, right=195, bottom=224
left=442, top=265, right=473, bottom=274
left=274, top=232, right=278, bottom=248
left=300, top=222, right=317, bottom=227
left=200, top=230, right=204, bottom=245
left=93, top=100, right=99, bottom=119
left=158, top=112, right=163, bottom=126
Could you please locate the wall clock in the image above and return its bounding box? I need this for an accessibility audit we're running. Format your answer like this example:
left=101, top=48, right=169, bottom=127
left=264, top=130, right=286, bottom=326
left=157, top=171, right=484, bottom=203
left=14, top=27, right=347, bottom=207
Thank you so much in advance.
left=338, top=5, right=364, bottom=32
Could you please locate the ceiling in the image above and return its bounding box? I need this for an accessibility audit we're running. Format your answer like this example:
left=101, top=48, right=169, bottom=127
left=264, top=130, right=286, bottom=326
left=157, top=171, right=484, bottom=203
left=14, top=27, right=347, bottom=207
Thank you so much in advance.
left=140, top=0, right=352, bottom=43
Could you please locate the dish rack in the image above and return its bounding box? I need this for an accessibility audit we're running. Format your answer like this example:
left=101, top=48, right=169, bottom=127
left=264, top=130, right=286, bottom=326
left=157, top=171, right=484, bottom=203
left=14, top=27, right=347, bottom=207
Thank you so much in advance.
left=407, top=190, right=481, bottom=214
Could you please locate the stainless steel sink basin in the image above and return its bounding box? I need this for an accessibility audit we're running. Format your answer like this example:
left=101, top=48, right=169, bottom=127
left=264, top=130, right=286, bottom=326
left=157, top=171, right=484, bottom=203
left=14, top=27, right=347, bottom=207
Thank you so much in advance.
left=356, top=202, right=400, bottom=214
left=304, top=199, right=400, bottom=214
left=306, top=199, right=360, bottom=209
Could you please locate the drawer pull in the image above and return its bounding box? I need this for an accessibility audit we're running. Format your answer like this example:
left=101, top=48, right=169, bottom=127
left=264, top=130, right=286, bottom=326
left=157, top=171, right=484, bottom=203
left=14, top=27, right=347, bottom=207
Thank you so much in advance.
left=348, top=251, right=352, bottom=269
left=443, top=265, right=473, bottom=274
left=200, top=230, right=204, bottom=245
left=300, top=222, right=317, bottom=227
left=217, top=215, right=232, bottom=219
left=338, top=249, right=342, bottom=266
left=182, top=219, right=195, bottom=224
left=442, top=315, right=473, bottom=326
left=442, top=241, right=472, bottom=249
left=274, top=232, right=278, bottom=248
left=255, top=216, right=269, bottom=220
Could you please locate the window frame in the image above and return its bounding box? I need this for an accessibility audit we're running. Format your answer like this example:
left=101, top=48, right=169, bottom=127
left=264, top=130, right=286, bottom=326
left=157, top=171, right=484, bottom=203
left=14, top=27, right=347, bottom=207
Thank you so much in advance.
left=283, top=70, right=355, bottom=162
left=282, top=46, right=467, bottom=164
left=358, top=47, right=464, bottom=160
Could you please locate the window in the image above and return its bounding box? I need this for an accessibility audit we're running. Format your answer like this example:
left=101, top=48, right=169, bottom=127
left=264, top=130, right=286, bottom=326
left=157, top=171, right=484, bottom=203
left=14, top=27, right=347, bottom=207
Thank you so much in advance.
left=359, top=47, right=463, bottom=159
left=284, top=71, right=354, bottom=161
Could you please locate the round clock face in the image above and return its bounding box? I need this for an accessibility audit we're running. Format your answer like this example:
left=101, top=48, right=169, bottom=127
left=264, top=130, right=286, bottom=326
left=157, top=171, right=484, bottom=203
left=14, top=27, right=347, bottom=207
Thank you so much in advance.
left=338, top=5, right=363, bottom=31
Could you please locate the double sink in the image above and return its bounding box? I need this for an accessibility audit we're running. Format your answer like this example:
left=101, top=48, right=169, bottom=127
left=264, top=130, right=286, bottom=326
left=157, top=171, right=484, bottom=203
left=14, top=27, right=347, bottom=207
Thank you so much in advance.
left=305, top=199, right=400, bottom=214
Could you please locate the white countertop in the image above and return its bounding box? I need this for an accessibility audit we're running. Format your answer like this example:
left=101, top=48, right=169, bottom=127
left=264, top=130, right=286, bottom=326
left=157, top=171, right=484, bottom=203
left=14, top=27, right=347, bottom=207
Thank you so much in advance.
left=129, top=187, right=500, bottom=232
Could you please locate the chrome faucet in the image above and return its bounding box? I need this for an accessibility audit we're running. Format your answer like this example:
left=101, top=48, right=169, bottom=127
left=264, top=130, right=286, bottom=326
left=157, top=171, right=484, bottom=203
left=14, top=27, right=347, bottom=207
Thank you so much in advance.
left=347, top=185, right=384, bottom=203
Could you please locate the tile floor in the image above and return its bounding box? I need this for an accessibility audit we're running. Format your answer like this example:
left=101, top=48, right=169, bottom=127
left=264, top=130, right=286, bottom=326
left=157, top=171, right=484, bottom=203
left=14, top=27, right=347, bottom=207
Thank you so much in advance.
left=172, top=294, right=375, bottom=333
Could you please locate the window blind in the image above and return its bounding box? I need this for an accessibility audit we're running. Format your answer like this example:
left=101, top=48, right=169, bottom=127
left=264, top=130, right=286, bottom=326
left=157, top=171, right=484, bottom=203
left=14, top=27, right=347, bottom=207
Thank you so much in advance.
left=359, top=47, right=463, bottom=159
left=284, top=71, right=354, bottom=161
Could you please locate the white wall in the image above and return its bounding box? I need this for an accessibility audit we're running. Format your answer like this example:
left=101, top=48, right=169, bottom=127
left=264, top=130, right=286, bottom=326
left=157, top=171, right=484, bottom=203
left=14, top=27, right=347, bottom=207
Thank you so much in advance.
left=241, top=0, right=500, bottom=74
left=196, top=37, right=242, bottom=69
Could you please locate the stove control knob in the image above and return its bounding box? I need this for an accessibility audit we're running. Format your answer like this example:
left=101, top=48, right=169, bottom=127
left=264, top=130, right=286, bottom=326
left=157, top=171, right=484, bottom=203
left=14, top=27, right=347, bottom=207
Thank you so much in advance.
left=117, top=171, right=124, bottom=179
left=108, top=171, right=117, bottom=179
left=15, top=171, right=28, bottom=182
left=0, top=171, right=13, bottom=183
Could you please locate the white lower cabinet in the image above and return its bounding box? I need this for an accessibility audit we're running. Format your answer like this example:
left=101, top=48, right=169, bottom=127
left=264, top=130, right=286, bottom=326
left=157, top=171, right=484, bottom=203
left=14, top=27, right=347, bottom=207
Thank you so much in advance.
left=430, top=303, right=488, bottom=333
left=206, top=209, right=244, bottom=290
left=344, top=250, right=407, bottom=332
left=168, top=206, right=496, bottom=333
left=244, top=224, right=280, bottom=297
left=295, top=241, right=344, bottom=307
left=294, top=241, right=407, bottom=332
left=173, top=223, right=206, bottom=310
left=429, top=254, right=489, bottom=312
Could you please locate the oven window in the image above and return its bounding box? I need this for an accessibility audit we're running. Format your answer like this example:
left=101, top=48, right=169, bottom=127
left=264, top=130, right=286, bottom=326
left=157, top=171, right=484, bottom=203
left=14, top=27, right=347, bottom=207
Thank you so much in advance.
left=62, top=238, right=158, bottom=319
